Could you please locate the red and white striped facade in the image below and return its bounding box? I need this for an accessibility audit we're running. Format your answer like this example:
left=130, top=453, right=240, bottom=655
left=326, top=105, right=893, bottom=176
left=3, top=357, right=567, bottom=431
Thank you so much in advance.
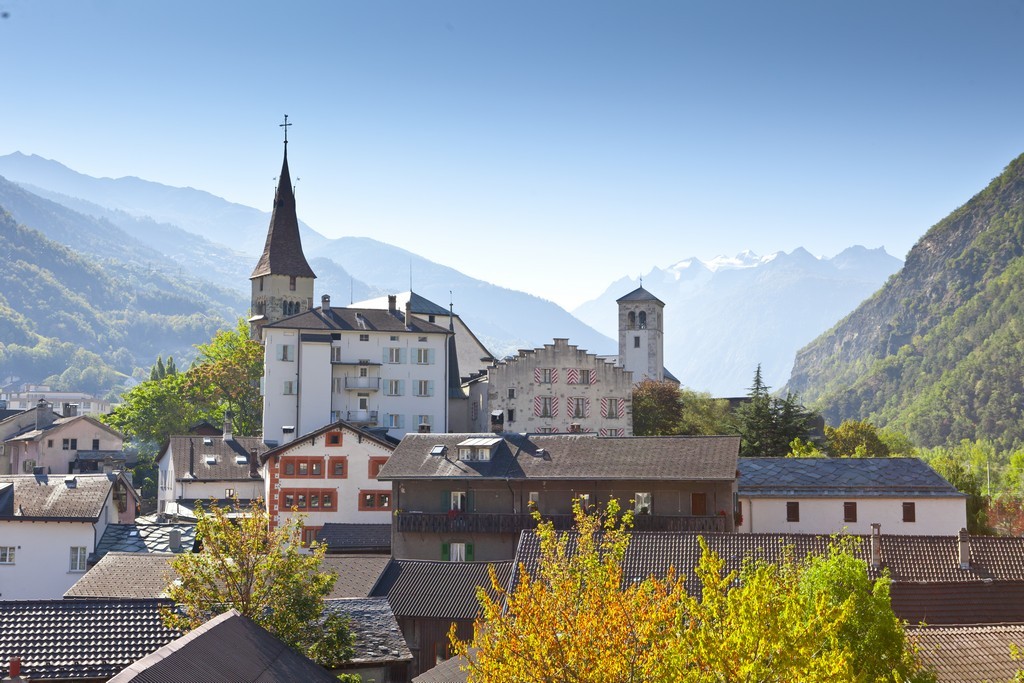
left=478, top=338, right=633, bottom=435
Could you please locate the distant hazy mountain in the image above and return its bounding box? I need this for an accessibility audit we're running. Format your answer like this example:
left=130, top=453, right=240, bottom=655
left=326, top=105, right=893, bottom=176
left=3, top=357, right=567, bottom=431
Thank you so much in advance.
left=0, top=152, right=613, bottom=365
left=787, top=152, right=1024, bottom=448
left=574, top=247, right=902, bottom=396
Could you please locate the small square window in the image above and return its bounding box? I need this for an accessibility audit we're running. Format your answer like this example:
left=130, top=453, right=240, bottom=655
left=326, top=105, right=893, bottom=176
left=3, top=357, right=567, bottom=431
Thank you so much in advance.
left=284, top=493, right=295, bottom=508
left=786, top=501, right=799, bottom=523
left=284, top=462, right=295, bottom=476
left=903, top=502, right=916, bottom=523
left=844, top=501, right=857, bottom=523
left=359, top=334, right=369, bottom=342
left=225, top=488, right=234, bottom=498
left=298, top=462, right=308, bottom=476
left=330, top=457, right=347, bottom=478
left=311, top=461, right=322, bottom=476
left=326, top=432, right=342, bottom=447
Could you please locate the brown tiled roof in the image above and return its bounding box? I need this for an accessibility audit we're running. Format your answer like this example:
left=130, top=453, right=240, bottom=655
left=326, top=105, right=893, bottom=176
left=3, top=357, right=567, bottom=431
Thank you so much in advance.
left=264, top=305, right=450, bottom=335
left=108, top=609, right=336, bottom=683
left=160, top=435, right=266, bottom=482
left=380, top=433, right=740, bottom=482
left=321, top=554, right=391, bottom=598
left=64, top=552, right=178, bottom=599
left=249, top=150, right=316, bottom=280
left=0, top=599, right=181, bottom=680
left=894, top=581, right=1024, bottom=626
left=371, top=559, right=513, bottom=621
left=0, top=472, right=114, bottom=520
left=909, top=624, right=1024, bottom=682
left=6, top=413, right=124, bottom=443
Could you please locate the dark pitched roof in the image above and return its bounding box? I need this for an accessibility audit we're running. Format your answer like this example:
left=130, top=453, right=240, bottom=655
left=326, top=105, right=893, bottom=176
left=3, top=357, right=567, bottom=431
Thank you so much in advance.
left=0, top=599, right=181, bottom=680
left=321, top=555, right=391, bottom=598
left=264, top=304, right=450, bottom=335
left=260, top=420, right=394, bottom=466
left=615, top=285, right=664, bottom=305
left=92, top=523, right=197, bottom=562
left=322, top=598, right=413, bottom=665
left=250, top=149, right=316, bottom=280
left=379, top=433, right=740, bottom=482
left=414, top=654, right=470, bottom=683
left=738, top=457, right=962, bottom=497
left=371, top=559, right=513, bottom=621
left=65, top=552, right=178, bottom=599
left=316, top=523, right=392, bottom=553
left=909, top=624, right=1024, bottom=682
left=0, top=472, right=115, bottom=520
left=108, top=609, right=337, bottom=683
left=161, top=435, right=265, bottom=482
left=892, top=580, right=1024, bottom=625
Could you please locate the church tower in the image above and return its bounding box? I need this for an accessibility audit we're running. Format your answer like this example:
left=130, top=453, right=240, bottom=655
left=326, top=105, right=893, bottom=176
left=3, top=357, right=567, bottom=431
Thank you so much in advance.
left=617, top=285, right=665, bottom=383
left=249, top=117, right=316, bottom=340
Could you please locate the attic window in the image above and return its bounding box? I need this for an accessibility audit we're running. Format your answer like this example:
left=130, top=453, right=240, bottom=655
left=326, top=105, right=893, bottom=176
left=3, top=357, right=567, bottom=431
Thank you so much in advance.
left=429, top=445, right=448, bottom=457
left=203, top=438, right=213, bottom=446
left=205, top=455, right=217, bottom=465
left=235, top=455, right=247, bottom=465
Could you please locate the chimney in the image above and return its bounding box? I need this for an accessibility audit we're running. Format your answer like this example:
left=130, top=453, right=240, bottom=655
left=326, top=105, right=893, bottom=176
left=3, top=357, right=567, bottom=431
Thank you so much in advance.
left=405, top=299, right=413, bottom=330
left=35, top=398, right=54, bottom=431
left=223, top=411, right=233, bottom=442
left=321, top=294, right=331, bottom=314
left=6, top=656, right=25, bottom=682
left=388, top=295, right=397, bottom=313
left=282, top=426, right=296, bottom=444
left=63, top=402, right=79, bottom=418
left=168, top=528, right=182, bottom=552
left=869, top=523, right=882, bottom=569
left=102, top=456, right=116, bottom=475
left=249, top=448, right=260, bottom=478
left=64, top=475, right=77, bottom=489
left=418, top=423, right=432, bottom=434
left=959, top=528, right=971, bottom=569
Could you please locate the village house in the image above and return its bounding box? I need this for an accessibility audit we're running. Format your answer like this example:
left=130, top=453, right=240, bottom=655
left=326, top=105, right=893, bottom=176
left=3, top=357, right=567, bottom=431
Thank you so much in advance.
left=737, top=457, right=967, bottom=536
left=0, top=471, right=138, bottom=600
left=0, top=384, right=114, bottom=418
left=378, top=432, right=740, bottom=562
left=155, top=416, right=265, bottom=519
left=260, top=419, right=395, bottom=546
left=1, top=399, right=125, bottom=476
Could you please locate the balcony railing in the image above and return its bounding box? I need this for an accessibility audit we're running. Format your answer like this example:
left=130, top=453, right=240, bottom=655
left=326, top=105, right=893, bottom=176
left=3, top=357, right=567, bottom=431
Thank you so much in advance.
left=394, top=512, right=728, bottom=535
left=344, top=377, right=381, bottom=391
left=345, top=410, right=379, bottom=424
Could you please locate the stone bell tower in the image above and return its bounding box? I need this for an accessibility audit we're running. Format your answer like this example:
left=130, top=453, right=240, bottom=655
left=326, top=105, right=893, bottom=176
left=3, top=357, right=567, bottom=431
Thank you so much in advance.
left=616, top=285, right=665, bottom=383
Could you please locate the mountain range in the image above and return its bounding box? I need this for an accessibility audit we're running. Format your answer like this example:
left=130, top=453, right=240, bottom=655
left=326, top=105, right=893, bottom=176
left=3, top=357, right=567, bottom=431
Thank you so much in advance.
left=574, top=247, right=902, bottom=396
left=786, top=151, right=1024, bottom=449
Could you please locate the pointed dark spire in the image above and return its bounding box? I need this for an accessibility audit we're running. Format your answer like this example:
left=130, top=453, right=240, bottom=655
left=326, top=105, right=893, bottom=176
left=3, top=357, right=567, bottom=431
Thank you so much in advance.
left=250, top=117, right=316, bottom=280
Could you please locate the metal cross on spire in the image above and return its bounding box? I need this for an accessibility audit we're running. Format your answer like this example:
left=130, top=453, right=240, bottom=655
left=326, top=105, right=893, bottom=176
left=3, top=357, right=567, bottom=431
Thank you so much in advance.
left=280, top=114, right=292, bottom=145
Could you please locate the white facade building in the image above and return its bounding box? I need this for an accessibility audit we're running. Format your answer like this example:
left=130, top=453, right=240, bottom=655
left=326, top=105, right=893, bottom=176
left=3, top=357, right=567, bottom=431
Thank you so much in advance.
left=2, top=401, right=124, bottom=476
left=470, top=338, right=634, bottom=435
left=0, top=472, right=138, bottom=600
left=261, top=420, right=395, bottom=544
left=0, top=385, right=113, bottom=418
left=737, top=457, right=968, bottom=536
left=261, top=295, right=451, bottom=445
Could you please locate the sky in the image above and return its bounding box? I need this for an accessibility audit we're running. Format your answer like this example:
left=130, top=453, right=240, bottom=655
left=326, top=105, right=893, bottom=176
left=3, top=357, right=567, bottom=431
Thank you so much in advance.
left=2, top=1, right=1024, bottom=310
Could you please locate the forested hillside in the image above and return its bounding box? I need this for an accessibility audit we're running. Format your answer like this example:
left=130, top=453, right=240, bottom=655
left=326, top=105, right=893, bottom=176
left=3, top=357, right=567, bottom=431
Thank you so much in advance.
left=0, top=207, right=233, bottom=395
left=787, top=152, right=1024, bottom=448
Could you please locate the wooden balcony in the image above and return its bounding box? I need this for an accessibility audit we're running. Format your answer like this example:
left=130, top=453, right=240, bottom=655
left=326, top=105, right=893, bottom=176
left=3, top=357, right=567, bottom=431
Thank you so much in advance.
left=394, top=511, right=728, bottom=535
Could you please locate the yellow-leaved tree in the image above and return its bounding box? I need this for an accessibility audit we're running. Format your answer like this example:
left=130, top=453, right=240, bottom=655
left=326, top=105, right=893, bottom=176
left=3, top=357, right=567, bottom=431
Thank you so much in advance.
left=452, top=500, right=935, bottom=683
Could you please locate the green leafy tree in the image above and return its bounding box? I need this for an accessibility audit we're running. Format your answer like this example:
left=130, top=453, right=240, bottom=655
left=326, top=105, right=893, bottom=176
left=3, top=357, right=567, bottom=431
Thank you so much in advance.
left=787, top=437, right=825, bottom=458
left=922, top=453, right=990, bottom=534
left=735, top=365, right=818, bottom=456
left=632, top=379, right=686, bottom=436
left=104, top=371, right=201, bottom=444
left=825, top=419, right=891, bottom=458
left=678, top=388, right=733, bottom=436
left=164, top=500, right=354, bottom=668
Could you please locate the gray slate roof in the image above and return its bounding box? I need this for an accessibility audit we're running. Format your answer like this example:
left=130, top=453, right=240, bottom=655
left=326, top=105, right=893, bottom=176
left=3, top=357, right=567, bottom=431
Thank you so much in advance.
left=108, top=609, right=336, bottom=683
left=264, top=304, right=450, bottom=335
left=65, top=552, right=178, bottom=599
left=414, top=654, right=470, bottom=683
left=317, top=523, right=391, bottom=553
left=909, top=624, right=1024, bottom=682
left=321, top=555, right=391, bottom=598
left=379, top=433, right=740, bottom=482
left=323, top=598, right=413, bottom=665
left=0, top=472, right=115, bottom=520
left=92, top=523, right=197, bottom=562
left=160, top=435, right=265, bottom=482
left=738, top=457, right=963, bottom=497
left=615, top=285, right=664, bottom=305
left=371, top=559, right=513, bottom=621
left=0, top=599, right=181, bottom=680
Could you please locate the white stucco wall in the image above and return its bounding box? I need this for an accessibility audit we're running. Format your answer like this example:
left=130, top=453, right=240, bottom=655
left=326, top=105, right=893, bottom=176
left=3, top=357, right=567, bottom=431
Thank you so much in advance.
left=739, top=496, right=967, bottom=536
left=0, top=520, right=97, bottom=600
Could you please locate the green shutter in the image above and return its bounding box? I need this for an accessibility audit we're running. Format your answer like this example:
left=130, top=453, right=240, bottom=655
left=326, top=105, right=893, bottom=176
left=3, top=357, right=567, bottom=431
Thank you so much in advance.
left=441, top=543, right=450, bottom=562
left=466, top=543, right=475, bottom=562
left=442, top=490, right=450, bottom=510
left=467, top=490, right=476, bottom=512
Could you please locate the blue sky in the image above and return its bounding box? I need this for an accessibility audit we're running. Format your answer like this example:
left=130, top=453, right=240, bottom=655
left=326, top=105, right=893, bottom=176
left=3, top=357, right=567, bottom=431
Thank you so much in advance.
left=2, top=1, right=1024, bottom=308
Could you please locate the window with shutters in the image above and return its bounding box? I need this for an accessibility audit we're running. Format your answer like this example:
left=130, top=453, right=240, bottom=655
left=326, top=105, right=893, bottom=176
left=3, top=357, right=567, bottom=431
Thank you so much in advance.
left=386, top=348, right=403, bottom=364
left=415, top=380, right=433, bottom=397
left=844, top=501, right=857, bottom=523
left=277, top=344, right=294, bottom=362
left=386, top=380, right=404, bottom=396
left=579, top=369, right=591, bottom=385
left=540, top=368, right=553, bottom=383
left=386, top=414, right=404, bottom=429
left=539, top=396, right=553, bottom=417
left=415, top=348, right=434, bottom=364
left=442, top=542, right=474, bottom=562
